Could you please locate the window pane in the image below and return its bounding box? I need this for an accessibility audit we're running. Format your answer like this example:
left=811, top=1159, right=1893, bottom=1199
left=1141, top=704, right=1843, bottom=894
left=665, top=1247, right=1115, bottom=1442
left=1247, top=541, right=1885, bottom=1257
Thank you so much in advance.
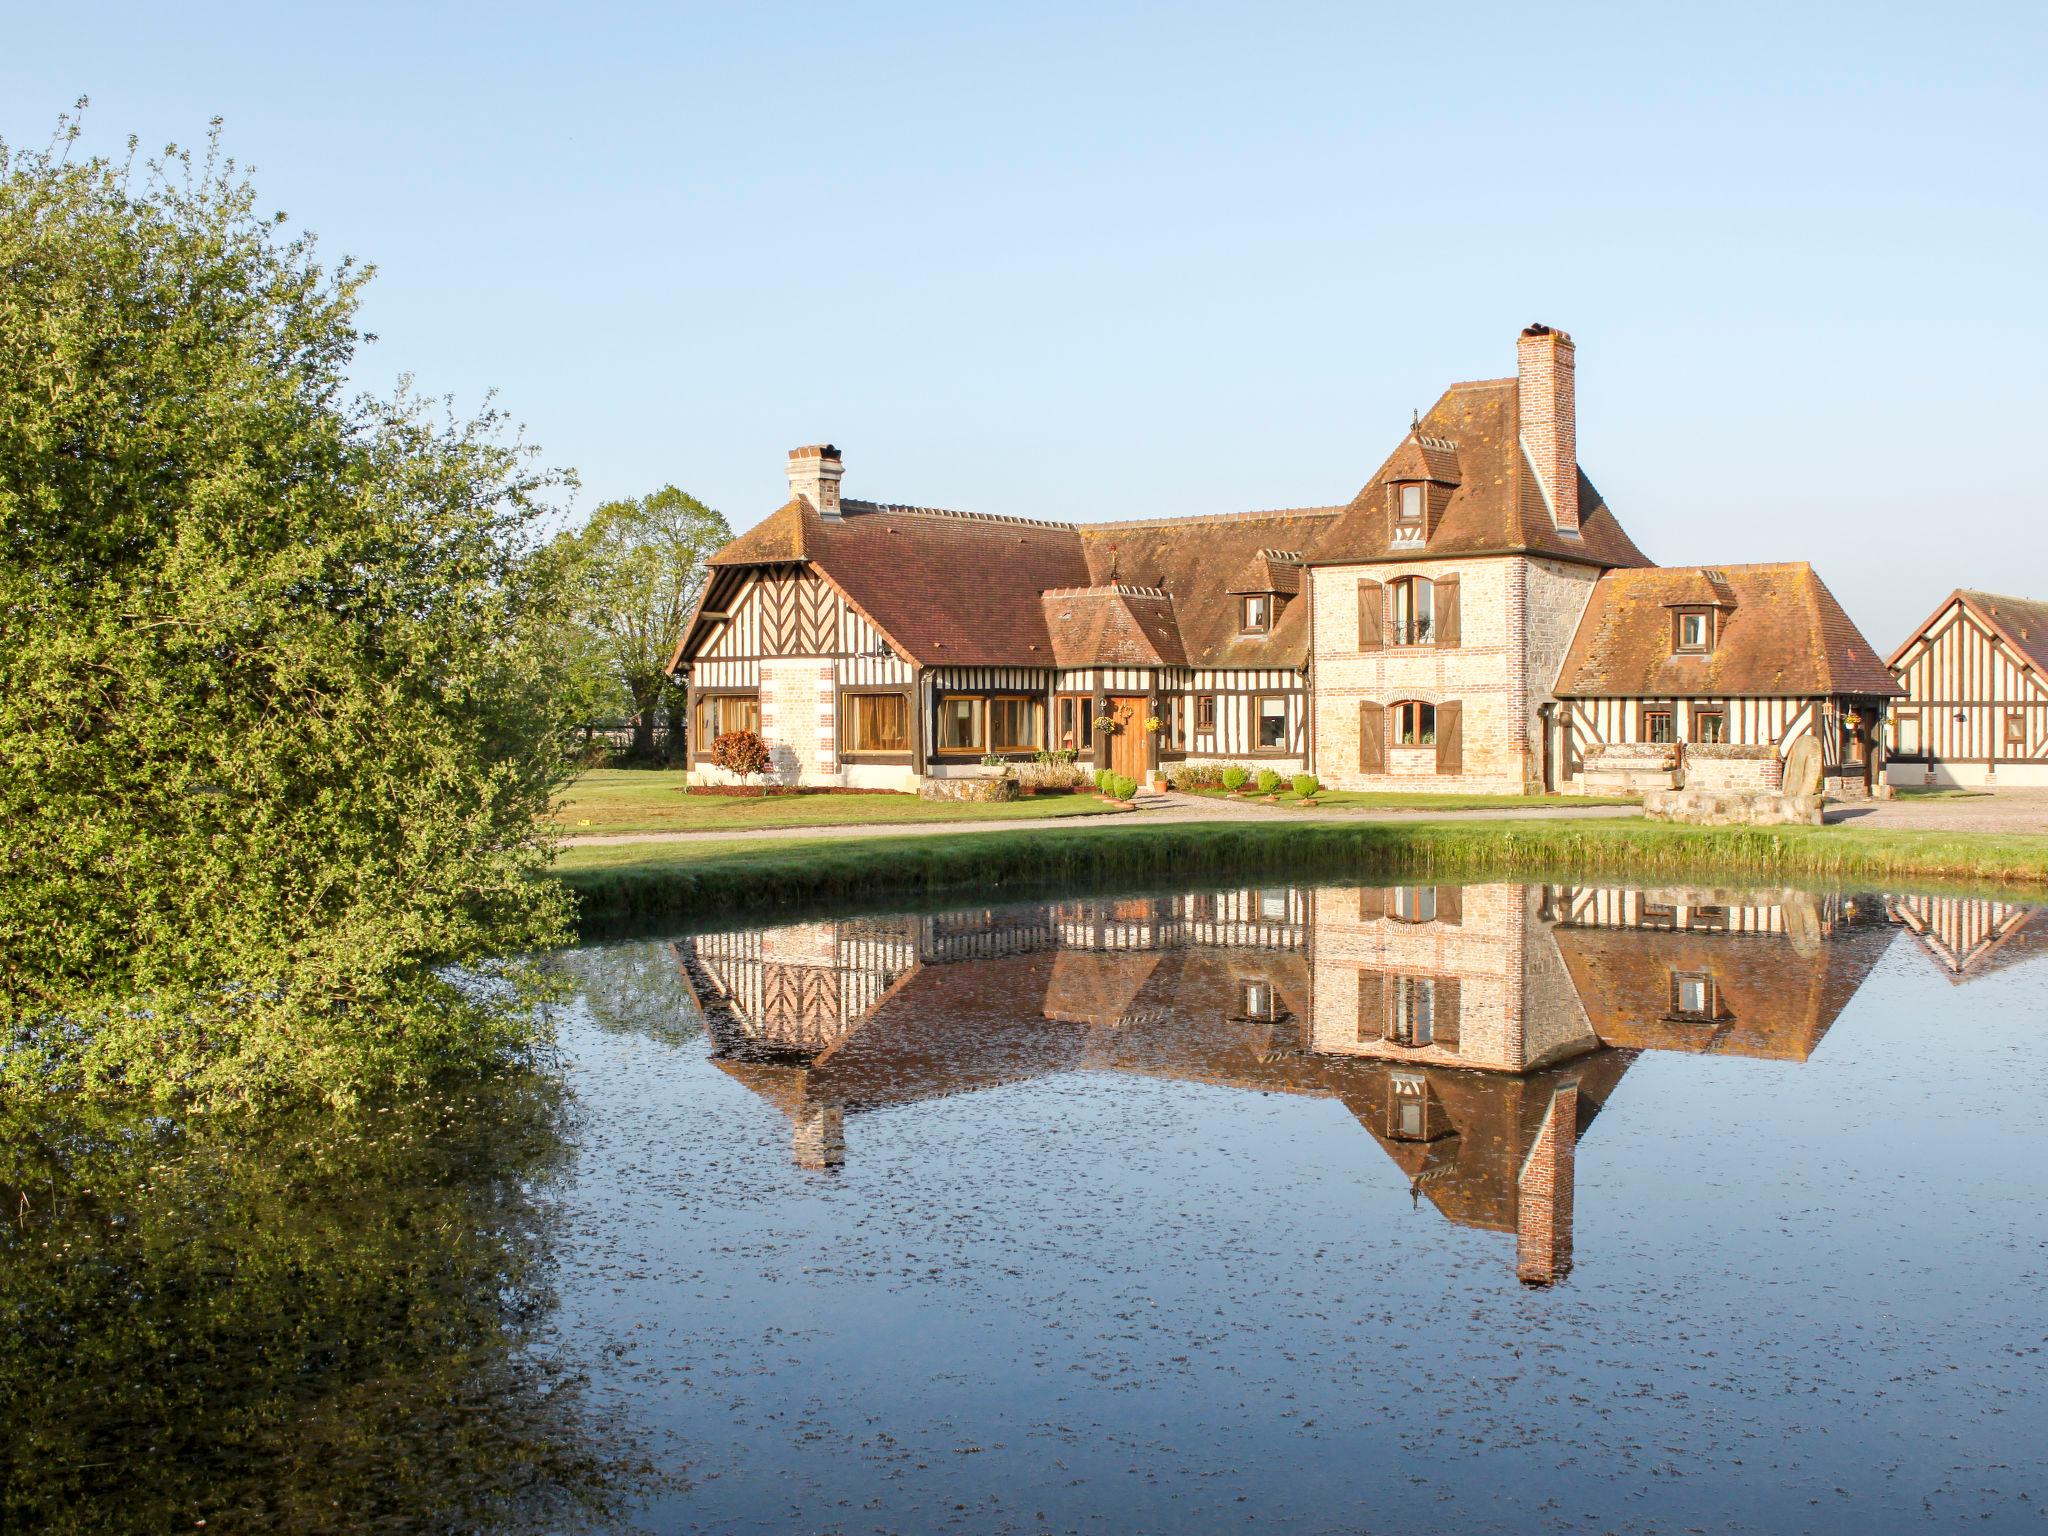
left=1647, top=711, right=1674, bottom=744
left=1244, top=595, right=1269, bottom=630
left=1257, top=697, right=1286, bottom=747
left=852, top=693, right=907, bottom=752
left=940, top=698, right=981, bottom=751
left=1400, top=484, right=1423, bottom=520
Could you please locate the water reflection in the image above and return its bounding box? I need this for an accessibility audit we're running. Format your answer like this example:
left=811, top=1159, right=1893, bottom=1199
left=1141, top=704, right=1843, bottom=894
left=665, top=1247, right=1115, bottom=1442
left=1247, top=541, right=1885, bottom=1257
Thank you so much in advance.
left=0, top=1074, right=647, bottom=1534
left=678, top=881, right=1922, bottom=1285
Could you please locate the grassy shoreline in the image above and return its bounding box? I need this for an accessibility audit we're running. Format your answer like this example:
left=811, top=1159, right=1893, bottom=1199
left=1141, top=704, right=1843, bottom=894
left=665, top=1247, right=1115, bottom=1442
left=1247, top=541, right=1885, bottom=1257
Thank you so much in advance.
left=554, top=817, right=2048, bottom=932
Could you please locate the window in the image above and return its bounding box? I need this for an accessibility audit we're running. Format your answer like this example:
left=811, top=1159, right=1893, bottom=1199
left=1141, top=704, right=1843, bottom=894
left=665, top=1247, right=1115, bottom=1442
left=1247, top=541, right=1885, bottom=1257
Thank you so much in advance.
left=1055, top=694, right=1093, bottom=752
left=843, top=692, right=909, bottom=753
left=1255, top=695, right=1288, bottom=750
left=989, top=696, right=1042, bottom=753
left=1676, top=610, right=1711, bottom=652
left=937, top=695, right=983, bottom=752
left=1239, top=979, right=1278, bottom=1021
left=1396, top=483, right=1425, bottom=533
left=1389, top=1072, right=1431, bottom=1139
left=1390, top=885, right=1437, bottom=923
left=1640, top=900, right=1677, bottom=931
left=1895, top=710, right=1921, bottom=758
left=1389, top=576, right=1435, bottom=646
left=1392, top=700, right=1436, bottom=746
left=1257, top=888, right=1290, bottom=921
left=1196, top=695, right=1217, bottom=733
left=1688, top=904, right=1728, bottom=933
left=1241, top=594, right=1271, bottom=633
left=694, top=692, right=760, bottom=748
left=1645, top=709, right=1675, bottom=744
left=1669, top=970, right=1720, bottom=1021
left=2007, top=711, right=2027, bottom=746
left=1694, top=709, right=1726, bottom=743
left=1387, top=976, right=1436, bottom=1046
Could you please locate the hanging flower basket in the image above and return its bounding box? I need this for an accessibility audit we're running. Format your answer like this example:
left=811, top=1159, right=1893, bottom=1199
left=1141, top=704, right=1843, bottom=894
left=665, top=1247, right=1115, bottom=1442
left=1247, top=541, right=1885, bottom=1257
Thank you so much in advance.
left=1144, top=715, right=1164, bottom=734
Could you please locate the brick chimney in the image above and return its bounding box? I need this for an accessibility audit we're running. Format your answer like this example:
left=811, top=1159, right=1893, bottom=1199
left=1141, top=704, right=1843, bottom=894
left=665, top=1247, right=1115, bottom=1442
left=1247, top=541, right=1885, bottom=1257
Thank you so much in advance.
left=787, top=443, right=845, bottom=519
left=1515, top=1079, right=1579, bottom=1286
left=1517, top=325, right=1579, bottom=534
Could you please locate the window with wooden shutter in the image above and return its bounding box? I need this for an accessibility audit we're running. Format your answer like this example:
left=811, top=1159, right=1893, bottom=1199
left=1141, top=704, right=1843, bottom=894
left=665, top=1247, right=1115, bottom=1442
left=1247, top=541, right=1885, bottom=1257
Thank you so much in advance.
left=1356, top=579, right=1384, bottom=650
left=1436, top=884, right=1463, bottom=926
left=1357, top=885, right=1386, bottom=921
left=1358, top=700, right=1386, bottom=773
left=1434, top=977, right=1461, bottom=1051
left=1434, top=574, right=1461, bottom=647
left=1435, top=700, right=1463, bottom=774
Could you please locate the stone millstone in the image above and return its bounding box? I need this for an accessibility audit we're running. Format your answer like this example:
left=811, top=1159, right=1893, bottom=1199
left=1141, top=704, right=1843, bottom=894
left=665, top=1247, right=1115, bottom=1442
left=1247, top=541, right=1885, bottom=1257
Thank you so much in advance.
left=1783, top=735, right=1824, bottom=798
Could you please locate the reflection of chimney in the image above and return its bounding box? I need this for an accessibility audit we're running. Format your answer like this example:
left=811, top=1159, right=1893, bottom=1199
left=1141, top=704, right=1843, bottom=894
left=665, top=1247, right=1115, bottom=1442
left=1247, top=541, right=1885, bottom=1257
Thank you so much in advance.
left=786, top=443, right=845, bottom=520
left=1515, top=1080, right=1579, bottom=1286
left=792, top=1102, right=845, bottom=1169
left=1517, top=325, right=1578, bottom=534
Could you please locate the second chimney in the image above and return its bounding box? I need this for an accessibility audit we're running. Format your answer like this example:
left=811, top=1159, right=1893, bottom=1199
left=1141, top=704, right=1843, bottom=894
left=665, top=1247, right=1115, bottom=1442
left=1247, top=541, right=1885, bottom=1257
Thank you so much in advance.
left=1517, top=325, right=1578, bottom=534
left=787, top=443, right=845, bottom=519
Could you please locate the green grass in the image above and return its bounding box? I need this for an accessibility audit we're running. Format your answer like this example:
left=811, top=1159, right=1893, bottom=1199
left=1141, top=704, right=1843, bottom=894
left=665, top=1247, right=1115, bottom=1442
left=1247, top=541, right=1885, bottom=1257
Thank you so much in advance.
left=1181, top=787, right=1640, bottom=812
left=1891, top=787, right=1993, bottom=800
left=553, top=768, right=1121, bottom=834
left=553, top=816, right=2048, bottom=931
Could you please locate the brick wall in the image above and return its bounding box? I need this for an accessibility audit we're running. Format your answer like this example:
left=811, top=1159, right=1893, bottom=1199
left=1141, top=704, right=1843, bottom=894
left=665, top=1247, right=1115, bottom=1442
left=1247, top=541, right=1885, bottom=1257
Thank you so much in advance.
left=759, top=658, right=839, bottom=783
left=1515, top=1081, right=1578, bottom=1286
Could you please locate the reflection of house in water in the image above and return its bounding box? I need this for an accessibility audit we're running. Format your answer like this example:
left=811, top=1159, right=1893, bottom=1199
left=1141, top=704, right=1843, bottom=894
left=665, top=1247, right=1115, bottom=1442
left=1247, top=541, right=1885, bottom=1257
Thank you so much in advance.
left=677, top=880, right=1901, bottom=1284
left=1886, top=894, right=2048, bottom=984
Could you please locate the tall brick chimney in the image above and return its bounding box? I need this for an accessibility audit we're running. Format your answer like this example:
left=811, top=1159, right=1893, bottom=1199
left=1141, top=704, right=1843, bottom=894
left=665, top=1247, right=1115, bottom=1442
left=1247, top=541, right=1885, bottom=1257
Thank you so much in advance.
left=787, top=443, right=845, bottom=519
left=1515, top=1079, right=1579, bottom=1286
left=1517, top=325, right=1578, bottom=534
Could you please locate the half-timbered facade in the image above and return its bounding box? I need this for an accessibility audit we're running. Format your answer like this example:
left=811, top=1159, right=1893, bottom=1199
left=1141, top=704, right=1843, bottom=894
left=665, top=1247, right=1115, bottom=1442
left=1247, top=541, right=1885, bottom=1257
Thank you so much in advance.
left=672, top=326, right=1895, bottom=796
left=1885, top=590, right=2048, bottom=787
left=1554, top=562, right=1903, bottom=797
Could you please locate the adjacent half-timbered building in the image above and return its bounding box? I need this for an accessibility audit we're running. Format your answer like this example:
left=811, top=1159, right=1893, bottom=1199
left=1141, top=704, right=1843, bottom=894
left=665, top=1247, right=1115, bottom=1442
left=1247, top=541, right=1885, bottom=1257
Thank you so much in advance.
left=1885, top=590, right=2048, bottom=787
left=1554, top=563, right=1903, bottom=796
left=671, top=441, right=1336, bottom=788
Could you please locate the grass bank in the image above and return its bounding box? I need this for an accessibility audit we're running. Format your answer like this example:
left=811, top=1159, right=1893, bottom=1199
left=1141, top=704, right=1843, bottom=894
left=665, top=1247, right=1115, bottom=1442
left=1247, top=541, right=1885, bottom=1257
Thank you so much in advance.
left=555, top=817, right=2048, bottom=931
left=1180, top=787, right=1640, bottom=812
left=553, top=768, right=1120, bottom=835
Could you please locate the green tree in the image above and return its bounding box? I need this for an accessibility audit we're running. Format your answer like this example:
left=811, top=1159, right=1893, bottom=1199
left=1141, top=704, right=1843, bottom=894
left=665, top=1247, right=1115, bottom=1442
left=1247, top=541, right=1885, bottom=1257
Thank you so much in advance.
left=556, top=486, right=731, bottom=762
left=0, top=114, right=583, bottom=1106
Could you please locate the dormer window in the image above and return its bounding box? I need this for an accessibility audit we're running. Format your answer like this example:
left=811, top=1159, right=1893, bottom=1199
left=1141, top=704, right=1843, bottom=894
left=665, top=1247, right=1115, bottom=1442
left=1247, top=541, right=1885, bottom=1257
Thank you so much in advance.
left=1675, top=609, right=1712, bottom=653
left=1399, top=484, right=1424, bottom=524
left=1241, top=594, right=1271, bottom=633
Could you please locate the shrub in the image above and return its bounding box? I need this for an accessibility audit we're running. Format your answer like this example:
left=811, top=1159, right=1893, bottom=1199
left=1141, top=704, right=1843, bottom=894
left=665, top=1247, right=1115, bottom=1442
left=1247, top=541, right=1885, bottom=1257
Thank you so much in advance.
left=711, top=730, right=772, bottom=792
left=1109, top=774, right=1138, bottom=803
left=1168, top=763, right=1225, bottom=791
left=1221, top=766, right=1249, bottom=793
left=1292, top=774, right=1321, bottom=799
left=1094, top=768, right=1113, bottom=793
left=1256, top=769, right=1282, bottom=795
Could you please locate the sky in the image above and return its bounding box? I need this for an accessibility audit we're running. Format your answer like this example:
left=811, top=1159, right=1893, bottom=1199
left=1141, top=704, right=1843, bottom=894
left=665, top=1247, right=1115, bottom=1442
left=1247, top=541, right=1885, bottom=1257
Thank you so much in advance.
left=10, top=1, right=2045, bottom=646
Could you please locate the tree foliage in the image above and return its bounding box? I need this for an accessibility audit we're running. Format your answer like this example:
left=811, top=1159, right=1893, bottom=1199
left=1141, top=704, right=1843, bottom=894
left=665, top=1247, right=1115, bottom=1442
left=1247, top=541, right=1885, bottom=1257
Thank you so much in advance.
left=0, top=114, right=584, bottom=1106
left=553, top=485, right=730, bottom=760
left=711, top=728, right=772, bottom=790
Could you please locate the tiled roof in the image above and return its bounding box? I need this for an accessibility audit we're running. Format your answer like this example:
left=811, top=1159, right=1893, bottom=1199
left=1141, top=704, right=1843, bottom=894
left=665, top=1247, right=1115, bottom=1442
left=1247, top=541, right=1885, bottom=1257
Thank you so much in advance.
left=1309, top=379, right=1652, bottom=569
left=1556, top=563, right=1902, bottom=698
left=1041, top=585, right=1189, bottom=668
left=1903, top=591, right=2048, bottom=678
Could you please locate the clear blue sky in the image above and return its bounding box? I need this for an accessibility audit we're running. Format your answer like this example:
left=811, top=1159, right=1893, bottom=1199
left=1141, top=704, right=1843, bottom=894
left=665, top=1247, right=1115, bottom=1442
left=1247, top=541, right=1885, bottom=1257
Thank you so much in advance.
left=11, top=2, right=2045, bottom=645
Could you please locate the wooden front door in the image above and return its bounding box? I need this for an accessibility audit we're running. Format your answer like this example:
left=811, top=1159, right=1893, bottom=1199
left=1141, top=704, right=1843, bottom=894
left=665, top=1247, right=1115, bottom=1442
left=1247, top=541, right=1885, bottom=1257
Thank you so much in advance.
left=1107, top=696, right=1148, bottom=782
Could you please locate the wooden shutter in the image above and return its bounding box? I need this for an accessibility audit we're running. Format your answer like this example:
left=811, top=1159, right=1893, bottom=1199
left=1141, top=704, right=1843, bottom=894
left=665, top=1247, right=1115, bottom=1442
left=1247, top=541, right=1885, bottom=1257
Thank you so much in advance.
left=1436, top=884, right=1462, bottom=926
left=1433, top=575, right=1461, bottom=648
left=1358, top=701, right=1386, bottom=773
left=1434, top=977, right=1461, bottom=1050
left=1435, top=700, right=1463, bottom=775
left=1357, top=579, right=1384, bottom=650
left=1357, top=971, right=1387, bottom=1042
left=1358, top=886, right=1385, bottom=921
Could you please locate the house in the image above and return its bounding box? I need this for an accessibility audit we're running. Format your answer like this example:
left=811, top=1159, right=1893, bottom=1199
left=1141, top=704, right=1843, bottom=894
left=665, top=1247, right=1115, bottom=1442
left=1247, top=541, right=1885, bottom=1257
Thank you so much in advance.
left=670, top=326, right=1896, bottom=795
left=1886, top=893, right=2048, bottom=983
left=1554, top=563, right=1903, bottom=797
left=1885, top=590, right=2048, bottom=787
left=674, top=877, right=1900, bottom=1282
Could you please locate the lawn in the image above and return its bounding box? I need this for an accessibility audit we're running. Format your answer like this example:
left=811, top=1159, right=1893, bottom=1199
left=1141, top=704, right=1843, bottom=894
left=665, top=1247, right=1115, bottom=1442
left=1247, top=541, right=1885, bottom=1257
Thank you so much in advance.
left=552, top=768, right=1122, bottom=835
left=553, top=815, right=2048, bottom=931
left=1181, top=787, right=1640, bottom=812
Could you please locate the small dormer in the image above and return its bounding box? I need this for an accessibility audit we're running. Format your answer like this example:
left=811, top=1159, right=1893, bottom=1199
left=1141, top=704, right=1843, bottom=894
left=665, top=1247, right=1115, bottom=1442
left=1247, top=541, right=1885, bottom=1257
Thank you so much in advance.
left=1226, top=548, right=1304, bottom=634
left=1381, top=422, right=1460, bottom=546
left=1666, top=568, right=1738, bottom=656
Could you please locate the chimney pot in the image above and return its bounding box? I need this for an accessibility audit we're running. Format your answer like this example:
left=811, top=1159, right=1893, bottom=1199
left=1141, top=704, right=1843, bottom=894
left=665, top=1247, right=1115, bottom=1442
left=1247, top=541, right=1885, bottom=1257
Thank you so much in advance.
left=1517, top=326, right=1579, bottom=534
left=787, top=443, right=845, bottom=518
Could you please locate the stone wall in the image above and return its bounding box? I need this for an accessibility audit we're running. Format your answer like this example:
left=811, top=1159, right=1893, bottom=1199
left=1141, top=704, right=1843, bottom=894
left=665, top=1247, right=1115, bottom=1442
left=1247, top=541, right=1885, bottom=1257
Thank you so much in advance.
left=1682, top=745, right=1782, bottom=793
left=1574, top=741, right=1679, bottom=794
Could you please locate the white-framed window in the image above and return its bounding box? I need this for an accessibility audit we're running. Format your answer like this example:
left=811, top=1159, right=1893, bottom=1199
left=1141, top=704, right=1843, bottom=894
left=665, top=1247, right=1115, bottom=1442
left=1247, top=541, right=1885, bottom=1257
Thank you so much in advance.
left=1255, top=695, right=1288, bottom=749
left=1676, top=610, right=1712, bottom=653
left=1241, top=594, right=1271, bottom=633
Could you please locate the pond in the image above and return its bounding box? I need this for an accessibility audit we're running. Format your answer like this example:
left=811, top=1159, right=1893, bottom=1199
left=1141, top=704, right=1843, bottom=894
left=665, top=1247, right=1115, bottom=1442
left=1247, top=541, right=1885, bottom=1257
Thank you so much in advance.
left=6, top=879, right=2047, bottom=1533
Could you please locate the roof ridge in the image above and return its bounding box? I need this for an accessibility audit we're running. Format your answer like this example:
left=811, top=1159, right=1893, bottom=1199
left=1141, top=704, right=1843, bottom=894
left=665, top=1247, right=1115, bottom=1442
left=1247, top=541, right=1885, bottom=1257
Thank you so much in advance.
left=1961, top=588, right=2048, bottom=608
left=1085, top=505, right=1344, bottom=531
left=841, top=499, right=1077, bottom=531
left=1042, top=582, right=1172, bottom=599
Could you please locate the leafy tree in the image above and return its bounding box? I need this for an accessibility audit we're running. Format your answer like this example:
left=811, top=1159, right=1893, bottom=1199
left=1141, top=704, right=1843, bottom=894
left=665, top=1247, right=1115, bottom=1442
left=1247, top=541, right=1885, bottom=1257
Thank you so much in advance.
left=556, top=485, right=730, bottom=761
left=711, top=727, right=773, bottom=793
left=0, top=113, right=583, bottom=1106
